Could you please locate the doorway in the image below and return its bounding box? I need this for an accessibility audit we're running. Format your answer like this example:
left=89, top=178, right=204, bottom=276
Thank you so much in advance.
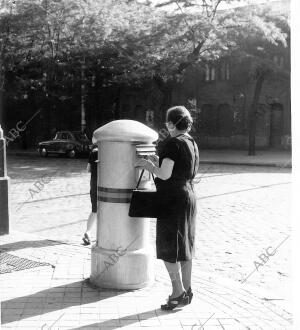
left=270, top=103, right=283, bottom=147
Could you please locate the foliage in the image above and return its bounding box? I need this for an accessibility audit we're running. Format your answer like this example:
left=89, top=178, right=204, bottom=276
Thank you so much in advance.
left=0, top=0, right=290, bottom=116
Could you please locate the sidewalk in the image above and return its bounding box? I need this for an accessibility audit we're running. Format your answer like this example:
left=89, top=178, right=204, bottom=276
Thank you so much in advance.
left=199, top=150, right=291, bottom=168
left=7, top=148, right=292, bottom=167
left=1, top=231, right=292, bottom=329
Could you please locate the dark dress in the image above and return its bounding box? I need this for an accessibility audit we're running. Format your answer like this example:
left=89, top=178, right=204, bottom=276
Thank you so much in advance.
left=155, top=134, right=199, bottom=263
left=88, top=148, right=98, bottom=213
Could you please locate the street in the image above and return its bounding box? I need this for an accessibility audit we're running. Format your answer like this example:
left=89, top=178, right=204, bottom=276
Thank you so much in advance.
left=7, top=154, right=292, bottom=307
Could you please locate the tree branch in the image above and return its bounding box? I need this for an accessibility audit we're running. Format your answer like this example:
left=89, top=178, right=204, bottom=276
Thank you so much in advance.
left=174, top=0, right=196, bottom=45
left=210, top=0, right=222, bottom=21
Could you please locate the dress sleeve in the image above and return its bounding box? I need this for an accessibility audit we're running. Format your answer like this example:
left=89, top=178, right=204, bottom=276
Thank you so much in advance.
left=161, top=138, right=179, bottom=162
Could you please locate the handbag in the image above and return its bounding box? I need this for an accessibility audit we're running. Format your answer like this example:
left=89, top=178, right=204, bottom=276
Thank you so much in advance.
left=128, top=169, right=159, bottom=218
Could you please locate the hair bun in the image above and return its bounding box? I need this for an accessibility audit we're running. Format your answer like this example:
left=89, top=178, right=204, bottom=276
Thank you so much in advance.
left=166, top=106, right=193, bottom=131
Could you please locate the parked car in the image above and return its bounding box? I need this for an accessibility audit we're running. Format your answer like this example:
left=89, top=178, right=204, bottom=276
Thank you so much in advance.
left=38, top=131, right=93, bottom=158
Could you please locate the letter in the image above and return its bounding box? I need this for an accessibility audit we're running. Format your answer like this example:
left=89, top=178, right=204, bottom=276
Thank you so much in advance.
left=9, top=128, right=20, bottom=139
left=34, top=180, right=44, bottom=192
left=5, top=135, right=14, bottom=145
left=116, top=247, right=127, bottom=256
left=109, top=253, right=119, bottom=264
left=258, top=253, right=269, bottom=264
left=41, top=175, right=51, bottom=184
left=266, top=246, right=276, bottom=256
left=16, top=121, right=26, bottom=132
left=254, top=260, right=264, bottom=270
left=104, top=260, right=114, bottom=270
left=29, top=187, right=40, bottom=199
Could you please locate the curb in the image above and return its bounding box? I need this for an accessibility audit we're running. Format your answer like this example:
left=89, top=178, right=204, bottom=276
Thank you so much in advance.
left=199, top=160, right=292, bottom=168
left=7, top=151, right=292, bottom=168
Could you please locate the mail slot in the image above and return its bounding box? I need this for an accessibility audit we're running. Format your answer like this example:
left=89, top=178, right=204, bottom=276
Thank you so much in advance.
left=135, top=144, right=157, bottom=187
left=135, top=144, right=157, bottom=157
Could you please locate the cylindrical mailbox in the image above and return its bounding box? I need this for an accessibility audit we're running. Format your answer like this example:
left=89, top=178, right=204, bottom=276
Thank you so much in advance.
left=90, top=120, right=158, bottom=289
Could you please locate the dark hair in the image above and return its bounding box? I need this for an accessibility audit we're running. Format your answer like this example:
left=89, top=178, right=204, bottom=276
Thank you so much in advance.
left=166, top=106, right=193, bottom=131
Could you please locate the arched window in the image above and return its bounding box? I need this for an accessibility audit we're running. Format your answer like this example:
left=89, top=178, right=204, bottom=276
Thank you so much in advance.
left=204, top=64, right=216, bottom=81
left=205, top=64, right=210, bottom=81
left=220, top=61, right=230, bottom=80
left=211, top=66, right=216, bottom=81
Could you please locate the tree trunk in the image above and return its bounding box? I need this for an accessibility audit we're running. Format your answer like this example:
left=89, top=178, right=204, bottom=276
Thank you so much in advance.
left=248, top=73, right=264, bottom=156
left=0, top=62, right=4, bottom=125
left=0, top=89, right=3, bottom=126
left=116, top=86, right=122, bottom=120
left=153, top=76, right=173, bottom=126
left=81, top=62, right=86, bottom=131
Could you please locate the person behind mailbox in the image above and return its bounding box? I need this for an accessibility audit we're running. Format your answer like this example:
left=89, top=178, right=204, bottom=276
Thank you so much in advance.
left=82, top=145, right=98, bottom=245
left=136, top=105, right=199, bottom=310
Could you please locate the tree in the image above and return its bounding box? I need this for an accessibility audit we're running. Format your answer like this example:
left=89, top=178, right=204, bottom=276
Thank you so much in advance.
left=1, top=0, right=289, bottom=145
left=0, top=0, right=161, bottom=129
left=122, top=0, right=289, bottom=151
left=221, top=2, right=289, bottom=154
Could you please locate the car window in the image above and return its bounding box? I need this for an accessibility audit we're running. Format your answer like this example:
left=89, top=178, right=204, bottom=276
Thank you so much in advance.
left=61, top=133, right=68, bottom=140
left=55, top=133, right=62, bottom=139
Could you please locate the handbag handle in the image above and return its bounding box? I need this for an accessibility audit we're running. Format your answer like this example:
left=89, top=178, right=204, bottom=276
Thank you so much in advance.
left=136, top=169, right=155, bottom=189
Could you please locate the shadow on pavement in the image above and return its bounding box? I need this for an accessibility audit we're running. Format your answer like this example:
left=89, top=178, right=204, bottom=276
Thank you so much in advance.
left=1, top=279, right=178, bottom=326
left=0, top=239, right=64, bottom=252
left=1, top=280, right=116, bottom=323
left=70, top=309, right=180, bottom=329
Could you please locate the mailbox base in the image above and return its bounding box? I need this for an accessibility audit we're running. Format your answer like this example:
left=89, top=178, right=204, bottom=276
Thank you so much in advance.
left=90, top=245, right=154, bottom=290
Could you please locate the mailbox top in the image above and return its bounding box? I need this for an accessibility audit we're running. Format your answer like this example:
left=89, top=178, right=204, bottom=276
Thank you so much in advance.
left=93, top=120, right=158, bottom=143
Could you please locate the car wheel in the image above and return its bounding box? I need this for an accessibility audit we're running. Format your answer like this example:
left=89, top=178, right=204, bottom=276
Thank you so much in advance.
left=40, top=147, right=48, bottom=157
left=67, top=149, right=76, bottom=158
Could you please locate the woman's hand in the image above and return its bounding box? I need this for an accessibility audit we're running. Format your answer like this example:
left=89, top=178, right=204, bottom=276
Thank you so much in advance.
left=148, top=154, right=159, bottom=167
left=135, top=158, right=154, bottom=173
left=135, top=156, right=174, bottom=180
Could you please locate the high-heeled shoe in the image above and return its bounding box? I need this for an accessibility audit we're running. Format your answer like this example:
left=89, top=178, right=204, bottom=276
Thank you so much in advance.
left=186, top=287, right=193, bottom=304
left=82, top=233, right=91, bottom=245
left=161, top=291, right=189, bottom=310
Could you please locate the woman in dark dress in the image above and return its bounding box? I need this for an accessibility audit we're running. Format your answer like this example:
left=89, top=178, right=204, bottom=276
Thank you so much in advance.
left=136, top=106, right=199, bottom=310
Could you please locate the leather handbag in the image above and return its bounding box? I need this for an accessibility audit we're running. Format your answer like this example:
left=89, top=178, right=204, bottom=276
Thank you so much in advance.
left=128, top=170, right=159, bottom=218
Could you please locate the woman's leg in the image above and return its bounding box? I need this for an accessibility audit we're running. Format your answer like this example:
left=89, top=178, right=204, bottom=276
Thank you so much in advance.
left=180, top=260, right=192, bottom=292
left=85, top=212, right=97, bottom=236
left=164, top=261, right=185, bottom=298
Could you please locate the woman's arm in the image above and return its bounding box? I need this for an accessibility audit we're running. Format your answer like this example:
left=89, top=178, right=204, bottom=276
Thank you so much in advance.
left=135, top=157, right=174, bottom=181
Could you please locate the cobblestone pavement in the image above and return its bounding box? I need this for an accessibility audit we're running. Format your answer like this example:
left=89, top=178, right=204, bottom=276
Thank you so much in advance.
left=3, top=154, right=292, bottom=329
left=0, top=232, right=292, bottom=329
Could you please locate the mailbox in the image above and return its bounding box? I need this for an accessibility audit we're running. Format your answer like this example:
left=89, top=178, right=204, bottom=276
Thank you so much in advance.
left=90, top=120, right=158, bottom=289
